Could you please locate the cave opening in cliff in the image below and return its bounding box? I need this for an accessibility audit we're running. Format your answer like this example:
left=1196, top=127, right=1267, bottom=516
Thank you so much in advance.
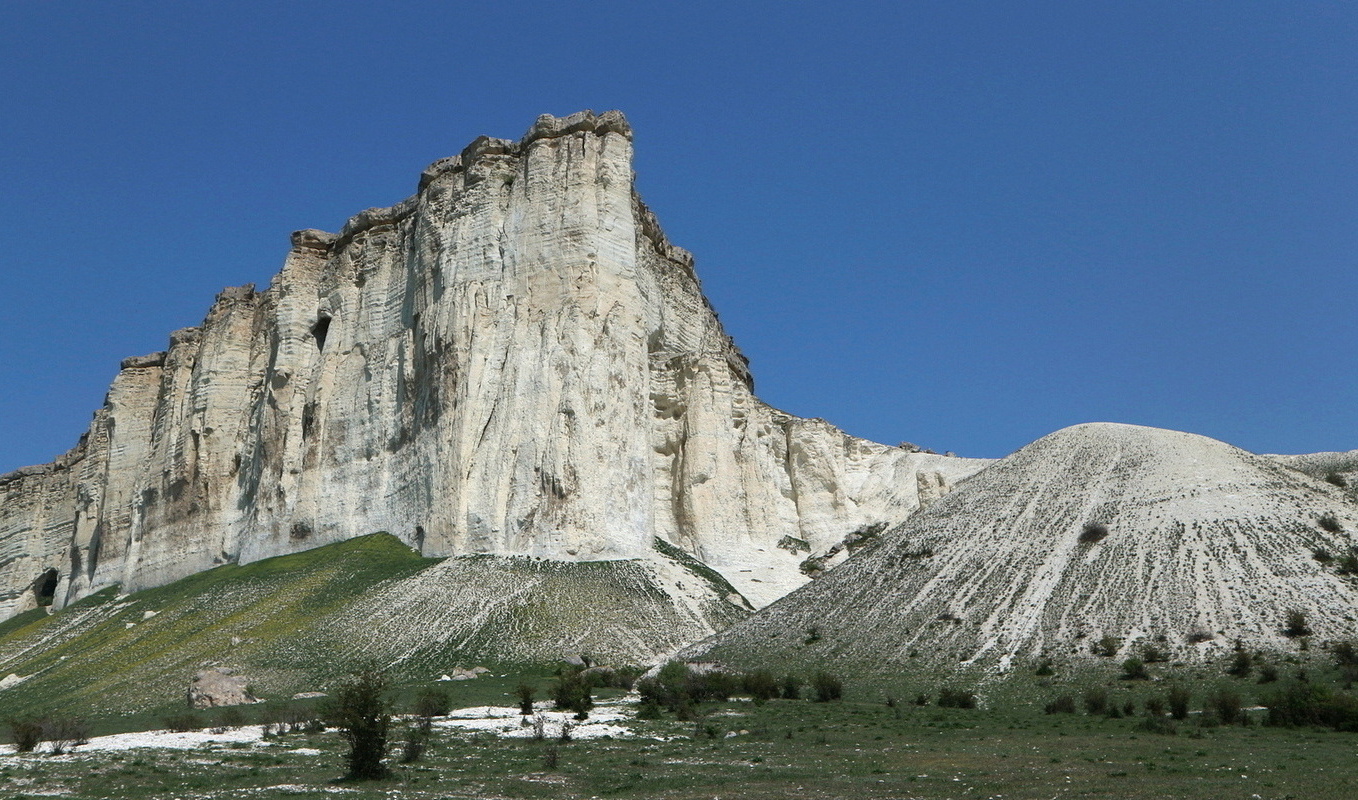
left=311, top=314, right=332, bottom=351
left=34, top=569, right=58, bottom=607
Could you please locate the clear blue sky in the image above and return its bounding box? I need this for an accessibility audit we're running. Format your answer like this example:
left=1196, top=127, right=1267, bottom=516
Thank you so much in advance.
left=2, top=1, right=1355, bottom=472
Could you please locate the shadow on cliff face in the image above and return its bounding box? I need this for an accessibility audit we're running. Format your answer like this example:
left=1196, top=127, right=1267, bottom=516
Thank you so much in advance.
left=33, top=568, right=58, bottom=607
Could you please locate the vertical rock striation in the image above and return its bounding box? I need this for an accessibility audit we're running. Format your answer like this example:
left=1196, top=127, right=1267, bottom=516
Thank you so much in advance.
left=0, top=111, right=985, bottom=619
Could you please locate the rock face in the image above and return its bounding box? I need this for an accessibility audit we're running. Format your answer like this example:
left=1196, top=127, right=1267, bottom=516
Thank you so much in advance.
left=187, top=667, right=257, bottom=709
left=687, top=423, right=1358, bottom=674
left=0, top=110, right=984, bottom=619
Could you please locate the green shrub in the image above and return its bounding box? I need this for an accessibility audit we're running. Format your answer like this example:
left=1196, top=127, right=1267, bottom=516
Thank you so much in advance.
left=1092, top=636, right=1120, bottom=658
left=1265, top=682, right=1358, bottom=730
left=42, top=717, right=89, bottom=755
left=325, top=665, right=392, bottom=781
left=1210, top=690, right=1242, bottom=725
left=1258, top=665, right=1279, bottom=683
left=162, top=713, right=201, bottom=733
left=1142, top=646, right=1168, bottom=663
left=812, top=672, right=843, bottom=702
left=552, top=669, right=594, bottom=718
left=1083, top=688, right=1108, bottom=715
left=1167, top=687, right=1191, bottom=720
left=1044, top=695, right=1076, bottom=714
left=1227, top=650, right=1253, bottom=678
left=1144, top=697, right=1166, bottom=717
left=1338, top=551, right=1358, bottom=576
left=687, top=669, right=739, bottom=703
left=218, top=707, right=247, bottom=729
left=636, top=662, right=742, bottom=714
left=1121, top=658, right=1149, bottom=680
left=779, top=674, right=803, bottom=700
left=414, top=688, right=450, bottom=718
left=1325, top=473, right=1348, bottom=488
left=516, top=683, right=536, bottom=715
left=742, top=670, right=778, bottom=704
left=7, top=719, right=43, bottom=753
left=1318, top=514, right=1343, bottom=533
left=938, top=687, right=976, bottom=709
left=1035, top=658, right=1055, bottom=676
left=1283, top=609, right=1312, bottom=638
left=1134, top=714, right=1177, bottom=735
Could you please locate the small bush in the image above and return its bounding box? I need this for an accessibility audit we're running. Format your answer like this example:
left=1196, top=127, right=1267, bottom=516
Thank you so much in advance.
left=325, top=665, right=392, bottom=781
left=8, top=719, right=43, bottom=753
left=742, top=670, right=779, bottom=704
left=914, top=693, right=929, bottom=706
left=1083, top=688, right=1108, bottom=715
left=552, top=669, right=594, bottom=718
left=1135, top=714, right=1178, bottom=735
left=1283, top=609, right=1312, bottom=638
left=1167, top=687, right=1191, bottom=720
left=1314, top=548, right=1334, bottom=563
left=1265, top=681, right=1358, bottom=730
left=516, top=684, right=536, bottom=716
left=541, top=746, right=560, bottom=770
left=1318, top=514, right=1343, bottom=533
left=399, top=726, right=428, bottom=764
left=43, top=718, right=90, bottom=755
left=1035, top=659, right=1054, bottom=676
left=812, top=672, right=843, bottom=703
left=1227, top=650, right=1253, bottom=678
left=1258, top=665, right=1279, bottom=683
left=1186, top=630, right=1214, bottom=644
left=1142, top=646, right=1168, bottom=663
left=218, top=707, right=247, bottom=729
left=1092, top=635, right=1120, bottom=658
left=1325, top=473, right=1348, bottom=488
left=1044, top=695, right=1077, bottom=714
left=1144, top=697, right=1166, bottom=717
left=1210, top=690, right=1242, bottom=725
left=162, top=713, right=201, bottom=733
left=1332, top=640, right=1358, bottom=668
left=636, top=698, right=661, bottom=719
left=1079, top=523, right=1109, bottom=544
left=779, top=674, right=803, bottom=700
left=937, top=687, right=976, bottom=709
left=1338, top=551, right=1358, bottom=576
left=414, top=688, right=450, bottom=718
left=1121, top=658, right=1149, bottom=680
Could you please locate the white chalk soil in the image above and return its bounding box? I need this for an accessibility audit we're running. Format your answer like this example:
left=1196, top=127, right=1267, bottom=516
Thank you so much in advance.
left=0, top=699, right=638, bottom=757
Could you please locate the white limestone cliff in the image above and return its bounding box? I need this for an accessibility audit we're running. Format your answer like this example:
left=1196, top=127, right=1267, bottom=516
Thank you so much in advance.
left=0, top=111, right=984, bottom=619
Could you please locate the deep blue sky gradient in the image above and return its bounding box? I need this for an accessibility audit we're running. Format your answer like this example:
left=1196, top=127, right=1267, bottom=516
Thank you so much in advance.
left=1, top=1, right=1355, bottom=471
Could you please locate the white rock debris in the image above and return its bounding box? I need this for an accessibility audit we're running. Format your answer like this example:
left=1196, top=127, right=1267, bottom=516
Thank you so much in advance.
left=689, top=423, right=1358, bottom=669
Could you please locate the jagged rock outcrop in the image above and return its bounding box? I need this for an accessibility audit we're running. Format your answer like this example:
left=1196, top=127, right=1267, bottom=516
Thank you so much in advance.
left=187, top=667, right=258, bottom=709
left=686, top=423, right=1358, bottom=674
left=0, top=110, right=985, bottom=620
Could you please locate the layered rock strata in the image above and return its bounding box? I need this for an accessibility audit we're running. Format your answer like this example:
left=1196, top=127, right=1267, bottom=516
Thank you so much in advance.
left=0, top=110, right=984, bottom=620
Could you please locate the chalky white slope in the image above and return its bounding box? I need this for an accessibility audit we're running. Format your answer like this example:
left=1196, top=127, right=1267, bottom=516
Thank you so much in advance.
left=689, top=423, right=1358, bottom=672
left=0, top=111, right=983, bottom=620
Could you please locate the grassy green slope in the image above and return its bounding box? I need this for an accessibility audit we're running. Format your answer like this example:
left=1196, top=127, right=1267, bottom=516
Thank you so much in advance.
left=0, top=534, right=748, bottom=723
left=0, top=534, right=438, bottom=721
